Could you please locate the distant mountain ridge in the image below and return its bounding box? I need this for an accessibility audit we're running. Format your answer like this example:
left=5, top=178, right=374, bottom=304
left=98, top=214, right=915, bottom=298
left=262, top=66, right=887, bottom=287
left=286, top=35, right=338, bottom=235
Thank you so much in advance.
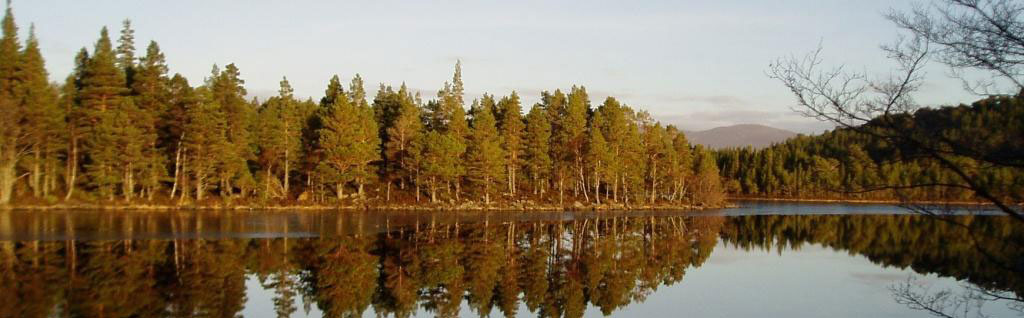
left=686, top=124, right=797, bottom=149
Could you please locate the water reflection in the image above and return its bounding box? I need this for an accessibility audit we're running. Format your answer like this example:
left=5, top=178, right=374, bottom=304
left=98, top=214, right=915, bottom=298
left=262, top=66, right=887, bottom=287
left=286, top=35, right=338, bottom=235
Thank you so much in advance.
left=0, top=213, right=1020, bottom=318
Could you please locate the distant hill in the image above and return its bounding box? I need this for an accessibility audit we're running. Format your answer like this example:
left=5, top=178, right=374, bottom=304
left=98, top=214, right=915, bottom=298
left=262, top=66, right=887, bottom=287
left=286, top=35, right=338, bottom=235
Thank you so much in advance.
left=686, top=124, right=797, bottom=149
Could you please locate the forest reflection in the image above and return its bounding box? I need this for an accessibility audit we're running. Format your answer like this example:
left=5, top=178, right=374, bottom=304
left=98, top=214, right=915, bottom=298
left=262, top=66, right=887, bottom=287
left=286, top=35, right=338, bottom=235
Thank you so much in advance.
left=0, top=214, right=1020, bottom=318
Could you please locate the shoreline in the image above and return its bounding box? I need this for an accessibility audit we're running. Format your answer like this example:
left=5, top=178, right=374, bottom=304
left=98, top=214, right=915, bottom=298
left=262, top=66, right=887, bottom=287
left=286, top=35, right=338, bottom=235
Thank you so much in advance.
left=729, top=196, right=994, bottom=206
left=2, top=197, right=997, bottom=212
left=0, top=201, right=732, bottom=212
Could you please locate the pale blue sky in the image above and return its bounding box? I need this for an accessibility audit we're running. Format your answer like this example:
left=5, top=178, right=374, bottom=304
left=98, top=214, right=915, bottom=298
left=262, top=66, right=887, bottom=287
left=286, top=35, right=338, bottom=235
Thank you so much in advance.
left=16, top=1, right=978, bottom=133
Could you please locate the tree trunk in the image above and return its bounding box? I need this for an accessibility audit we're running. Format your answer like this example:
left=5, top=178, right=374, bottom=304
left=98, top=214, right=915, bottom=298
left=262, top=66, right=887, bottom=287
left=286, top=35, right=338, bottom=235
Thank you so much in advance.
left=265, top=165, right=272, bottom=199
left=64, top=137, right=78, bottom=201
left=593, top=164, right=601, bottom=205
left=558, top=171, right=564, bottom=205
left=650, top=163, right=657, bottom=204
left=195, top=172, right=204, bottom=202
left=170, top=138, right=183, bottom=199
left=612, top=173, right=618, bottom=203
left=430, top=177, right=437, bottom=203
left=31, top=144, right=40, bottom=197
left=0, top=152, right=15, bottom=205
left=283, top=149, right=290, bottom=198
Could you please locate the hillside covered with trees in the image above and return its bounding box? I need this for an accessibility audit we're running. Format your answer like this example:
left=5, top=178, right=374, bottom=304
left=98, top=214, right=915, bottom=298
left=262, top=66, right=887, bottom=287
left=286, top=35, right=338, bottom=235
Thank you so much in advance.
left=0, top=7, right=724, bottom=209
left=715, top=96, right=1024, bottom=202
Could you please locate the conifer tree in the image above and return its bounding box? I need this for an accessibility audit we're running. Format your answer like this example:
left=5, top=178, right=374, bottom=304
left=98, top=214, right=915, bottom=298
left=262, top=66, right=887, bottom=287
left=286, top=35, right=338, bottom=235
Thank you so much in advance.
left=347, top=74, right=378, bottom=195
left=131, top=41, right=170, bottom=199
left=692, top=146, right=723, bottom=206
left=497, top=92, right=524, bottom=196
left=663, top=127, right=691, bottom=202
left=419, top=130, right=464, bottom=203
left=255, top=84, right=286, bottom=198
left=432, top=62, right=468, bottom=200
left=0, top=4, right=22, bottom=204
left=467, top=101, right=504, bottom=204
left=619, top=107, right=646, bottom=204
left=278, top=77, right=301, bottom=196
left=372, top=84, right=401, bottom=193
left=563, top=86, right=590, bottom=201
left=166, top=74, right=195, bottom=200
left=586, top=111, right=610, bottom=204
left=62, top=48, right=90, bottom=200
left=540, top=89, right=568, bottom=202
left=597, top=97, right=628, bottom=202
left=20, top=26, right=61, bottom=199
left=184, top=86, right=228, bottom=202
left=115, top=19, right=135, bottom=84
left=524, top=104, right=552, bottom=196
left=321, top=75, right=344, bottom=108
left=207, top=63, right=254, bottom=197
left=317, top=81, right=379, bottom=199
left=666, top=126, right=692, bottom=202
left=80, top=27, right=129, bottom=199
left=382, top=84, right=424, bottom=199
left=641, top=117, right=671, bottom=203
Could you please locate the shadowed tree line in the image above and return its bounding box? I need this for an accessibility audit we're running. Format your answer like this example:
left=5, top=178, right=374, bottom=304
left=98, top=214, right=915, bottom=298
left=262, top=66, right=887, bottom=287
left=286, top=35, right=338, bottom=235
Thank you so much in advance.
left=715, top=96, right=1024, bottom=203
left=0, top=6, right=723, bottom=208
left=0, top=215, right=723, bottom=318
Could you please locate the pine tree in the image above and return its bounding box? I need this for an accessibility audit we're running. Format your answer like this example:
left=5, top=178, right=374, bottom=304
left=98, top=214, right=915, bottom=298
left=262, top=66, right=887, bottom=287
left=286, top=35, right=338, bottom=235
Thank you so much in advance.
left=255, top=87, right=286, bottom=199
left=419, top=130, right=465, bottom=203
left=432, top=62, right=468, bottom=201
left=586, top=111, right=610, bottom=204
left=347, top=74, right=378, bottom=195
left=497, top=92, right=524, bottom=197
left=317, top=83, right=379, bottom=200
left=277, top=77, right=301, bottom=197
left=641, top=117, right=671, bottom=203
left=115, top=19, right=135, bottom=84
left=597, top=97, right=628, bottom=202
left=184, top=86, right=228, bottom=202
left=62, top=48, right=90, bottom=200
left=166, top=74, right=195, bottom=200
left=667, top=126, right=692, bottom=202
left=0, top=4, right=22, bottom=204
left=382, top=84, right=424, bottom=199
left=563, top=86, right=589, bottom=201
left=20, top=26, right=61, bottom=199
left=619, top=107, right=645, bottom=204
left=80, top=27, right=129, bottom=199
left=467, top=101, right=504, bottom=204
left=692, top=146, right=723, bottom=206
left=207, top=63, right=254, bottom=197
left=524, top=104, right=552, bottom=196
left=131, top=41, right=170, bottom=200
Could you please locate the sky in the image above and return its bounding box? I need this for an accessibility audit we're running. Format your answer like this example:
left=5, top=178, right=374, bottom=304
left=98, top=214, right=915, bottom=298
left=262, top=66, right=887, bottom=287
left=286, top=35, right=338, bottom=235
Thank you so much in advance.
left=14, top=0, right=981, bottom=133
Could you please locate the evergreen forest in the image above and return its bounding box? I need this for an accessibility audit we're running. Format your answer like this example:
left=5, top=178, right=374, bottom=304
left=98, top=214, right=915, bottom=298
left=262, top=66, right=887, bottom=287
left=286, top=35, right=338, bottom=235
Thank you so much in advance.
left=715, top=95, right=1024, bottom=203
left=0, top=8, right=724, bottom=208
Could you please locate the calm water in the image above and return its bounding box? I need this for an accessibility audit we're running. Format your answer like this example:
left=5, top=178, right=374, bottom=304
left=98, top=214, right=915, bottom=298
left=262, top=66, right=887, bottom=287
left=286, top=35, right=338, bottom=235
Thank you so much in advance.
left=0, top=202, right=1020, bottom=318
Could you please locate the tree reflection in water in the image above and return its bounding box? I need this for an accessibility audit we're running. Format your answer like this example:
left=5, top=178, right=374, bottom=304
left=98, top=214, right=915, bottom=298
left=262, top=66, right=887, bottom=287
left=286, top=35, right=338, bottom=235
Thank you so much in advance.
left=0, top=215, right=723, bottom=318
left=0, top=214, right=1020, bottom=318
left=722, top=214, right=1024, bottom=317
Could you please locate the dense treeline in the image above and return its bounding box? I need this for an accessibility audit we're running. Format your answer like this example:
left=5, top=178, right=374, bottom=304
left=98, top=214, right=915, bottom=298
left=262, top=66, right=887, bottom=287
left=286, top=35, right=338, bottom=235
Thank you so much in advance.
left=715, top=96, right=1024, bottom=202
left=0, top=216, right=724, bottom=318
left=0, top=8, right=723, bottom=208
